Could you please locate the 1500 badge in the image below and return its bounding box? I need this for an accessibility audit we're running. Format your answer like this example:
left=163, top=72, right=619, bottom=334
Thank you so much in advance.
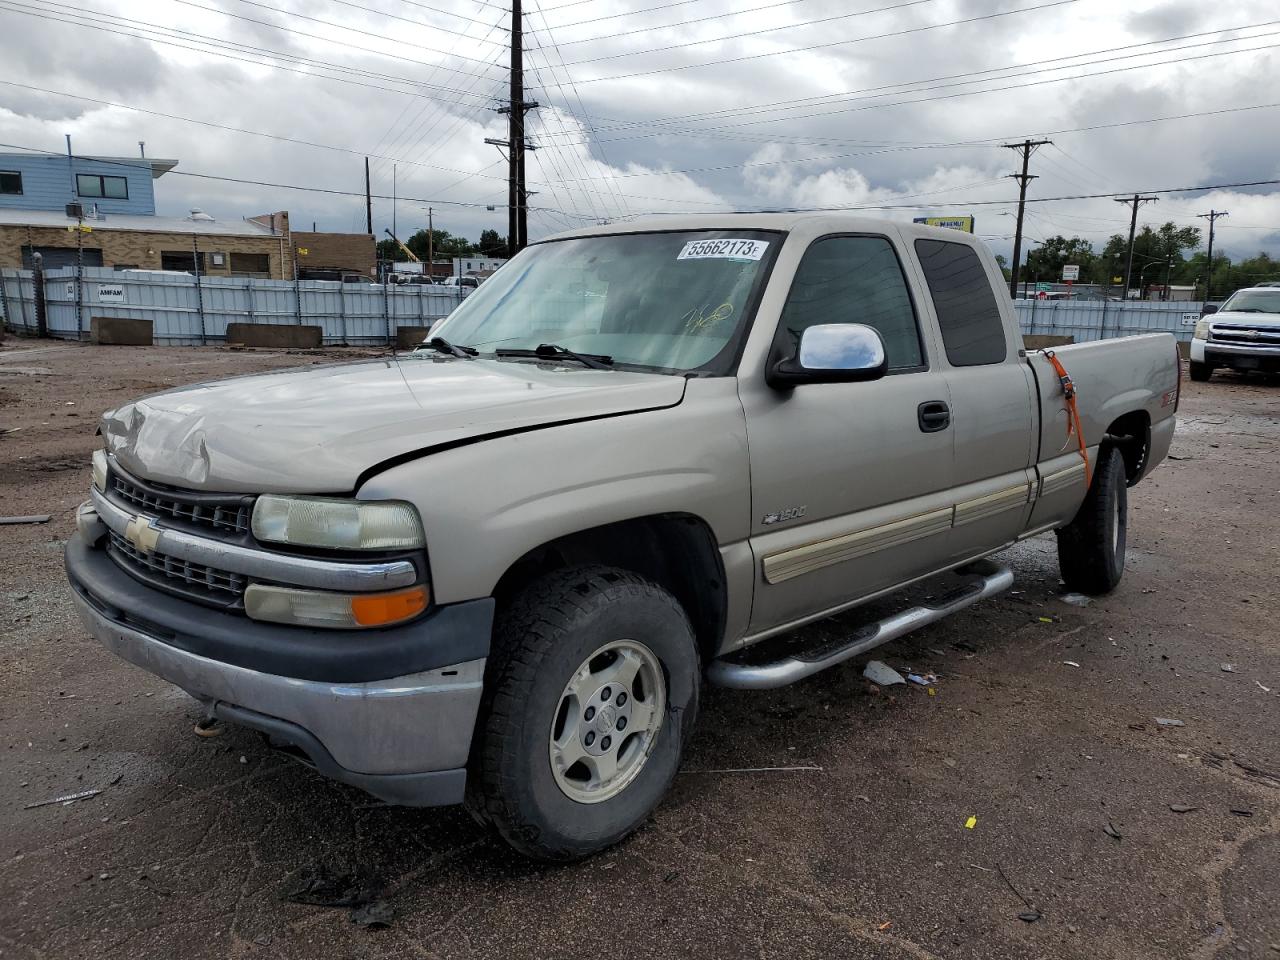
left=762, top=506, right=807, bottom=525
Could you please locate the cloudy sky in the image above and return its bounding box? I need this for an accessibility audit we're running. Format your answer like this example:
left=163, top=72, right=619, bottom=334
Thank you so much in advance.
left=1, top=0, right=1278, bottom=262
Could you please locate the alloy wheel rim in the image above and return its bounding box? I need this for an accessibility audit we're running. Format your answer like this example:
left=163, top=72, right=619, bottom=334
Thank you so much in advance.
left=548, top=639, right=666, bottom=804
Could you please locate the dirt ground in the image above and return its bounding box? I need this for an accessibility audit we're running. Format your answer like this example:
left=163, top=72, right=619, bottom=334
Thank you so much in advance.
left=1, top=336, right=1277, bottom=960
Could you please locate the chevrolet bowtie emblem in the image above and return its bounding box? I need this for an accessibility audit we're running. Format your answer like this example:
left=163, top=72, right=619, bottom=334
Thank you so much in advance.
left=123, top=515, right=162, bottom=554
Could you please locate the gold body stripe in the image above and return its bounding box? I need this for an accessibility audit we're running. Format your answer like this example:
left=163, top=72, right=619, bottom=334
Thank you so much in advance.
left=763, top=507, right=954, bottom=585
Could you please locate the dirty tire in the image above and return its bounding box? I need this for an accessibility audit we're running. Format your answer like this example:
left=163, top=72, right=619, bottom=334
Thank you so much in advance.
left=1056, top=446, right=1127, bottom=595
left=1189, top=360, right=1213, bottom=382
left=465, top=566, right=699, bottom=861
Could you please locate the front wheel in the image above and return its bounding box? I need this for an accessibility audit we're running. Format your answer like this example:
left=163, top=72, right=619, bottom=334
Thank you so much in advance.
left=1055, top=446, right=1127, bottom=595
left=1189, top=360, right=1213, bottom=381
left=466, top=566, right=699, bottom=861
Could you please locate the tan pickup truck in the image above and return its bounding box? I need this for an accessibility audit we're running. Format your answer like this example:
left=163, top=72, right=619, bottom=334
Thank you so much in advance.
left=66, top=214, right=1179, bottom=859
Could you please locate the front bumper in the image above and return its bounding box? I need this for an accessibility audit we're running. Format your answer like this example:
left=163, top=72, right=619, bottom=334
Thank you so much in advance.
left=1192, top=337, right=1280, bottom=370
left=66, top=531, right=494, bottom=807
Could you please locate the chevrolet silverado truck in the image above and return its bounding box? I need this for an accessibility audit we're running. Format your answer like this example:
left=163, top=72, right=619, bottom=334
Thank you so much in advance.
left=67, top=215, right=1179, bottom=860
left=1191, top=285, right=1280, bottom=380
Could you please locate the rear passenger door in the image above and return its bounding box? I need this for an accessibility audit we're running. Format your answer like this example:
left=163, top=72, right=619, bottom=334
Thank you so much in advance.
left=912, top=238, right=1037, bottom=563
left=740, top=233, right=956, bottom=635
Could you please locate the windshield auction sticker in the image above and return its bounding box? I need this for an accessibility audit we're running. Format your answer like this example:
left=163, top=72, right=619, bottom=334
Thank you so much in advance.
left=677, top=238, right=769, bottom=262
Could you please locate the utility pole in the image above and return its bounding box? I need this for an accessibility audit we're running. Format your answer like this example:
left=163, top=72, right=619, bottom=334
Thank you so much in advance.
left=1198, top=209, right=1228, bottom=300
left=1002, top=139, right=1051, bottom=299
left=427, top=207, right=434, bottom=280
left=364, top=157, right=373, bottom=235
left=489, top=0, right=538, bottom=255
left=1114, top=194, right=1158, bottom=297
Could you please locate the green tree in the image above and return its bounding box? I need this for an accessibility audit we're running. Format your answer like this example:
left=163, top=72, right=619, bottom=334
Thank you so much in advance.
left=478, top=229, right=508, bottom=258
left=1024, top=235, right=1097, bottom=284
left=994, top=253, right=1010, bottom=281
left=375, top=238, right=408, bottom=261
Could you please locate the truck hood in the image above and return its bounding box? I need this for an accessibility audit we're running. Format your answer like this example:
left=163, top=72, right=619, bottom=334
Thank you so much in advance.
left=101, top=357, right=687, bottom=493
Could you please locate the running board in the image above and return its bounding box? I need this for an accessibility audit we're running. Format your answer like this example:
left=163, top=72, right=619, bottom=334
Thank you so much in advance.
left=706, top=560, right=1014, bottom=690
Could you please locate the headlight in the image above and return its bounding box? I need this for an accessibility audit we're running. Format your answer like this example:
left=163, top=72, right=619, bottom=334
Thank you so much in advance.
left=245, top=584, right=429, bottom=629
left=251, top=496, right=424, bottom=550
left=92, top=449, right=108, bottom=492
left=1194, top=319, right=1212, bottom=340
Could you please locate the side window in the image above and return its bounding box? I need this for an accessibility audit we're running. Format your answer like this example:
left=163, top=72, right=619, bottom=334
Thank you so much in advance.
left=914, top=239, right=1007, bottom=366
left=778, top=235, right=924, bottom=371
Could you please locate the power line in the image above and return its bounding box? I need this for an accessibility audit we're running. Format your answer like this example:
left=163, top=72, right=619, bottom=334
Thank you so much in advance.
left=565, top=0, right=1077, bottom=81
left=0, top=141, right=595, bottom=217
left=2, top=0, right=499, bottom=102
left=537, top=0, right=941, bottom=49
left=0, top=81, right=511, bottom=183
left=540, top=19, right=1280, bottom=138
left=540, top=28, right=1280, bottom=145
left=212, top=0, right=501, bottom=68
left=311, top=0, right=509, bottom=42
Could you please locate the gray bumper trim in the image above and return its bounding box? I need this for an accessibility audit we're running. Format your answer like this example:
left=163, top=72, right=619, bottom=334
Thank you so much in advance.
left=70, top=587, right=484, bottom=779
left=212, top=703, right=466, bottom=807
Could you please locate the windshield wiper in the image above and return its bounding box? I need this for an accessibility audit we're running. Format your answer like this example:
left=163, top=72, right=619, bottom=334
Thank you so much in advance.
left=422, top=336, right=477, bottom=358
left=496, top=343, right=614, bottom=370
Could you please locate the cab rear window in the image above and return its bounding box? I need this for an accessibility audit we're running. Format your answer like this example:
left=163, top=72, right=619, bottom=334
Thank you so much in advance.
left=915, top=239, right=1007, bottom=367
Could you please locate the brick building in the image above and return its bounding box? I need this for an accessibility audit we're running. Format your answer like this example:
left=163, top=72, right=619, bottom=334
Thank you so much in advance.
left=0, top=207, right=297, bottom=278
left=292, top=230, right=377, bottom=280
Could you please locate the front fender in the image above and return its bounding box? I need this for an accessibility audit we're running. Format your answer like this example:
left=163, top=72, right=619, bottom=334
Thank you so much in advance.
left=357, top=378, right=751, bottom=605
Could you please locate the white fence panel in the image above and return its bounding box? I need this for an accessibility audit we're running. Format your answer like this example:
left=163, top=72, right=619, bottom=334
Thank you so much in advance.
left=0, top=266, right=467, bottom=344
left=1014, top=299, right=1200, bottom=343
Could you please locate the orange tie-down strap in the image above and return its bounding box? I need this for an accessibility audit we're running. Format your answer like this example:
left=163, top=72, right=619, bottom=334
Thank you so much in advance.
left=1043, top=349, right=1091, bottom=487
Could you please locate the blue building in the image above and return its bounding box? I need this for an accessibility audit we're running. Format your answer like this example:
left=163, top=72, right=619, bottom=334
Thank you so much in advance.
left=0, top=151, right=177, bottom=216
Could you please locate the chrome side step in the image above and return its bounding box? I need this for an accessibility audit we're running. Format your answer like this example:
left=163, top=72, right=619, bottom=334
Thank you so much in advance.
left=706, top=560, right=1014, bottom=690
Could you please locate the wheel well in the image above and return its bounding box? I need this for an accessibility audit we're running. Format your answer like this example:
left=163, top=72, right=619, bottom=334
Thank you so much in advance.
left=1103, top=409, right=1151, bottom=486
left=493, top=515, right=728, bottom=663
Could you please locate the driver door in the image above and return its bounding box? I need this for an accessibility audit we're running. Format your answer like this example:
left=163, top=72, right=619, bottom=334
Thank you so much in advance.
left=739, top=233, right=955, bottom=635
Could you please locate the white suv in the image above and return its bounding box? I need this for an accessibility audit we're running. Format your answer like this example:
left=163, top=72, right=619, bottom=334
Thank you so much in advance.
left=1190, top=287, right=1280, bottom=381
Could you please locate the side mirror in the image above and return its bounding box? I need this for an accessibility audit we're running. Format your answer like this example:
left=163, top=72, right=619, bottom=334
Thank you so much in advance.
left=767, top=323, right=889, bottom=388
left=1200, top=303, right=1219, bottom=316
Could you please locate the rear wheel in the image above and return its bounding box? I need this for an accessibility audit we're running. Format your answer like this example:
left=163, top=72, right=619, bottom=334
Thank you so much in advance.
left=1056, top=446, right=1128, bottom=595
left=466, top=566, right=699, bottom=861
left=1189, top=360, right=1213, bottom=381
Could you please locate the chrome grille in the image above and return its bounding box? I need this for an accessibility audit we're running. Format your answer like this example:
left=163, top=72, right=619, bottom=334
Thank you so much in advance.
left=1210, top=324, right=1280, bottom=346
left=111, top=473, right=252, bottom=535
left=108, top=531, right=247, bottom=605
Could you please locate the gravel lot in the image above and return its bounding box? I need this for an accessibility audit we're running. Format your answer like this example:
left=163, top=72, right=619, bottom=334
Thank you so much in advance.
left=1, top=337, right=1277, bottom=960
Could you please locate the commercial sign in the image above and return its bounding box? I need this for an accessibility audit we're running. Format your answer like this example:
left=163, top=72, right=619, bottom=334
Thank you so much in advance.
left=1181, top=313, right=1199, bottom=326
left=97, top=284, right=126, bottom=304
left=912, top=215, right=975, bottom=234
left=1061, top=264, right=1080, bottom=282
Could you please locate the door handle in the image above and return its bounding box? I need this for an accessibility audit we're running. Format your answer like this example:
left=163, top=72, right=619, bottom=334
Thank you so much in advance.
left=918, top=400, right=951, bottom=432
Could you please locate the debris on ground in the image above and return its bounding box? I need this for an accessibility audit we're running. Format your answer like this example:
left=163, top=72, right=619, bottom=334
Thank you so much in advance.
left=965, top=815, right=978, bottom=829
left=1221, top=664, right=1236, bottom=673
left=688, top=765, right=823, bottom=774
left=283, top=863, right=382, bottom=909
left=1059, top=593, right=1092, bottom=607
left=350, top=900, right=394, bottom=929
left=863, top=660, right=906, bottom=686
left=996, top=862, right=1041, bottom=922
left=0, top=514, right=51, bottom=525
left=876, top=921, right=893, bottom=932
left=1103, top=821, right=1123, bottom=840
left=1155, top=717, right=1186, bottom=727
left=193, top=717, right=224, bottom=738
left=1230, top=808, right=1254, bottom=817
left=1258, top=681, right=1273, bottom=693
left=1063, top=661, right=1081, bottom=668
left=23, top=788, right=103, bottom=810
left=906, top=671, right=938, bottom=686
left=1037, top=616, right=1056, bottom=623
left=1169, top=804, right=1197, bottom=813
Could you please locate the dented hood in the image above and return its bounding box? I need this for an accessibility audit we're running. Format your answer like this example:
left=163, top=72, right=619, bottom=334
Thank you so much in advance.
left=101, top=356, right=687, bottom=492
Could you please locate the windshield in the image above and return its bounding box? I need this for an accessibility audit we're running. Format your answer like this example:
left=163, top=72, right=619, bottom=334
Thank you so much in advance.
left=426, top=230, right=780, bottom=373
left=1221, top=290, right=1280, bottom=314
